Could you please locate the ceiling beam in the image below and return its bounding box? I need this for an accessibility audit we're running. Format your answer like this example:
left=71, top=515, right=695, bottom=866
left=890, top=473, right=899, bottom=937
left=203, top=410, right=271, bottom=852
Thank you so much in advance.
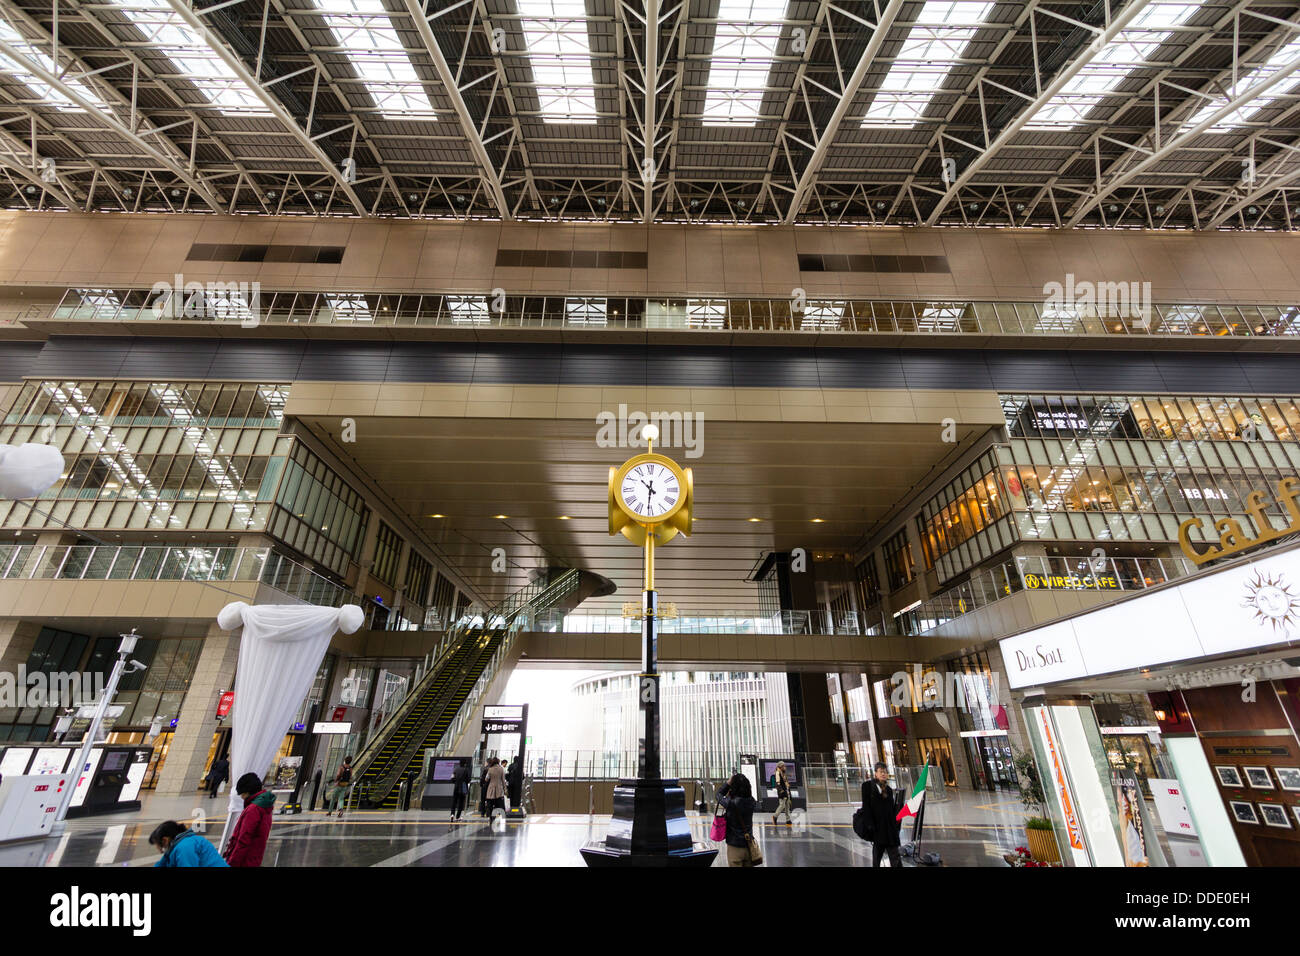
left=163, top=0, right=367, bottom=216
left=924, top=0, right=1157, bottom=226
left=0, top=135, right=80, bottom=210
left=643, top=0, right=657, bottom=223
left=1064, top=48, right=1300, bottom=226
left=0, top=35, right=225, bottom=213
left=1204, top=141, right=1300, bottom=227
left=405, top=0, right=511, bottom=219
left=783, top=0, right=906, bottom=225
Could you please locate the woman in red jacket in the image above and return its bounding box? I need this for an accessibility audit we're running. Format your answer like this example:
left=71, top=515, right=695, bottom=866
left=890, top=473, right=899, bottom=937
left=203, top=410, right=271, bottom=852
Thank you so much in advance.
left=224, top=772, right=275, bottom=867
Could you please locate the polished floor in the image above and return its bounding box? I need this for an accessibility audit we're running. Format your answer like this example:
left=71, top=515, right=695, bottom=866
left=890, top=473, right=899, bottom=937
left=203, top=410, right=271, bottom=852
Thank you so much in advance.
left=0, top=788, right=1199, bottom=867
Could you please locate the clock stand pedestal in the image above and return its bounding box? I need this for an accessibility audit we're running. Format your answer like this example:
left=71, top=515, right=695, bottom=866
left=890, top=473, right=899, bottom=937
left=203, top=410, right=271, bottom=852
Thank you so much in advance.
left=580, top=587, right=717, bottom=867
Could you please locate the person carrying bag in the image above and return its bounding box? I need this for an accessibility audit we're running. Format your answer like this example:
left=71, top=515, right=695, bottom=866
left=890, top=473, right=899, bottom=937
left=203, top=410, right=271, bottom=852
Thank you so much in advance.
left=716, top=773, right=762, bottom=867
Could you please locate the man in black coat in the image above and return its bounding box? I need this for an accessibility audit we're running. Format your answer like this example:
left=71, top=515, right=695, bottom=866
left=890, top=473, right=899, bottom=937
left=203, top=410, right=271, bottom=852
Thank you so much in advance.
left=861, top=762, right=903, bottom=867
left=206, top=756, right=229, bottom=799
left=450, top=761, right=471, bottom=821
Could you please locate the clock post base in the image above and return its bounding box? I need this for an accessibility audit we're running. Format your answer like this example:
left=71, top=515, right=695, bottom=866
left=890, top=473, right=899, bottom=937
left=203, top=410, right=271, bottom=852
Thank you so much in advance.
left=579, top=777, right=717, bottom=867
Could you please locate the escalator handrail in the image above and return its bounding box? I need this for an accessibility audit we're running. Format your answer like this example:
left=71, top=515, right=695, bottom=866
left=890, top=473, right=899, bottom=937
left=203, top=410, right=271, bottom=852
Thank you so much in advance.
left=353, top=570, right=581, bottom=797
left=365, top=632, right=505, bottom=797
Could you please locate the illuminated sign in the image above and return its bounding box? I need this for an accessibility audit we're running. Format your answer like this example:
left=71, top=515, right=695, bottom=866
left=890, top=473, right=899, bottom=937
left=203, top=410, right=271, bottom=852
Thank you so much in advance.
left=312, top=721, right=353, bottom=735
left=1023, top=572, right=1122, bottom=591
left=1178, top=476, right=1300, bottom=565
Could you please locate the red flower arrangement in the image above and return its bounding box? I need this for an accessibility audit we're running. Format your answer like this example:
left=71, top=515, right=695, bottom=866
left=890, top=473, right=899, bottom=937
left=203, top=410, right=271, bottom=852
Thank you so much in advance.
left=1003, top=846, right=1058, bottom=867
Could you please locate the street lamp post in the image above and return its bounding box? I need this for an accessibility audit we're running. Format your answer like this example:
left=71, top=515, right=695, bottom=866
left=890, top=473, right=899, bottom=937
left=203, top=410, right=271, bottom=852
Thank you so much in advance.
left=51, top=630, right=146, bottom=830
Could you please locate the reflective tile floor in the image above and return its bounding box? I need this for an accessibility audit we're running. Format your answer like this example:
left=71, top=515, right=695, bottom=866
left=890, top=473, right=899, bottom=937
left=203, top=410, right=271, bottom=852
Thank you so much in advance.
left=0, top=788, right=1200, bottom=867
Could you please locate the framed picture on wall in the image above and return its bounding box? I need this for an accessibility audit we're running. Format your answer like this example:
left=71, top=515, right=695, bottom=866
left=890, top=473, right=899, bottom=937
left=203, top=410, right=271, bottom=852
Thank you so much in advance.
left=1274, top=767, right=1300, bottom=791
left=1293, top=806, right=1300, bottom=828
left=1258, top=804, right=1292, bottom=829
left=1229, top=801, right=1259, bottom=824
left=1243, top=766, right=1274, bottom=790
left=1215, top=766, right=1244, bottom=787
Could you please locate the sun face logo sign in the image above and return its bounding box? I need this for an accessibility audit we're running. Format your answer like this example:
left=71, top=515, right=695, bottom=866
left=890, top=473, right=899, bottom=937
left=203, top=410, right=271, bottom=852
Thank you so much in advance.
left=1240, top=569, right=1300, bottom=637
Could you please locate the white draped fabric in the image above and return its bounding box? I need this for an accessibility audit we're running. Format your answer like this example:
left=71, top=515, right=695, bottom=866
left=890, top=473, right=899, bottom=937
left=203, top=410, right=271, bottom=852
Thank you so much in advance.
left=218, top=601, right=364, bottom=814
left=0, top=443, right=65, bottom=499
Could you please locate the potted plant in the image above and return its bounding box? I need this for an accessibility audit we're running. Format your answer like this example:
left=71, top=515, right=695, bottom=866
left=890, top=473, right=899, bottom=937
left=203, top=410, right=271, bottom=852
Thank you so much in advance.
left=1012, top=749, right=1061, bottom=863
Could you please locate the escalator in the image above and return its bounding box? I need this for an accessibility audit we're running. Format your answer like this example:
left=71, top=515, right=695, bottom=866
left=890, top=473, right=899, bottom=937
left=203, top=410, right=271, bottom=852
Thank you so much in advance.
left=352, top=569, right=584, bottom=809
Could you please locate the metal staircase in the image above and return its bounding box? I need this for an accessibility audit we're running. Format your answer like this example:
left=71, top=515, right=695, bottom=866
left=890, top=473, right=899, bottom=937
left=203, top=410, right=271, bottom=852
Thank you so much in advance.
left=352, top=569, right=580, bottom=809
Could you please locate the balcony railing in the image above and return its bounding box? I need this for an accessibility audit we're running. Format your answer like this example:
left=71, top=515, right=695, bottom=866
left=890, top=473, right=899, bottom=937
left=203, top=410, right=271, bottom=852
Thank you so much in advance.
left=43, top=290, right=1300, bottom=340
left=0, top=543, right=353, bottom=608
left=896, top=552, right=1201, bottom=636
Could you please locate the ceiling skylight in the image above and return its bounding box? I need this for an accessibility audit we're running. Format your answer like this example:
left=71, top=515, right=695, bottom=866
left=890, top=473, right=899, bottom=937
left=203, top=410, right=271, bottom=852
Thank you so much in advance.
left=702, top=0, right=787, bottom=126
left=862, top=1, right=994, bottom=127
left=117, top=0, right=270, bottom=113
left=1025, top=2, right=1206, bottom=129
left=313, top=0, right=438, bottom=118
left=0, top=17, right=109, bottom=111
left=1181, top=34, right=1300, bottom=132
left=517, top=0, right=597, bottom=123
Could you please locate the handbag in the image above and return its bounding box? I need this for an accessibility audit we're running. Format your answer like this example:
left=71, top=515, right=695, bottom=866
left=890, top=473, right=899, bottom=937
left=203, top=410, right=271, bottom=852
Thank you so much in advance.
left=745, top=832, right=763, bottom=866
left=709, top=804, right=728, bottom=843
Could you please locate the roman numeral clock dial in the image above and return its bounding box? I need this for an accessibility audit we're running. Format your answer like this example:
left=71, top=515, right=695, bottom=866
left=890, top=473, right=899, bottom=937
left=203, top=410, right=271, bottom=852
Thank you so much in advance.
left=619, top=462, right=679, bottom=519
left=608, top=450, right=693, bottom=543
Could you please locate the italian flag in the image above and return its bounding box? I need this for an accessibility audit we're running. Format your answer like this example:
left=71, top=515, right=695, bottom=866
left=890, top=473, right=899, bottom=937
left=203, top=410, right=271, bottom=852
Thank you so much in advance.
left=895, top=763, right=929, bottom=821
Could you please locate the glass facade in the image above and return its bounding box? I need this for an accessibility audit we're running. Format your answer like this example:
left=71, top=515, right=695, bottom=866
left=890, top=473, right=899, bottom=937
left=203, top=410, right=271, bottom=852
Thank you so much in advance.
left=84, top=636, right=201, bottom=732
left=404, top=551, right=433, bottom=606
left=882, top=528, right=915, bottom=590
left=371, top=521, right=403, bottom=586
left=854, top=555, right=882, bottom=610
left=0, top=627, right=90, bottom=741
left=0, top=381, right=288, bottom=532
left=269, top=441, right=370, bottom=577
left=999, top=394, right=1300, bottom=547
left=919, top=449, right=1017, bottom=582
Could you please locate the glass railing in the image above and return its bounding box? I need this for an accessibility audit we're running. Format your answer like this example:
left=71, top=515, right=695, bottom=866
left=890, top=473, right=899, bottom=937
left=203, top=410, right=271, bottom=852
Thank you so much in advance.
left=531, top=608, right=895, bottom=635
left=44, top=289, right=1300, bottom=340
left=0, top=542, right=354, bottom=607
left=443, top=748, right=946, bottom=801
left=897, top=552, right=1200, bottom=636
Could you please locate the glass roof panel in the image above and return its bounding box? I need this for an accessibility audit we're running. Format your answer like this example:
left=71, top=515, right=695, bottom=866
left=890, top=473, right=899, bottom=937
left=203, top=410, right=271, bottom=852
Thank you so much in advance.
left=862, top=1, right=994, bottom=128
left=1181, top=35, right=1300, bottom=132
left=1024, top=2, right=1206, bottom=129
left=314, top=0, right=438, bottom=118
left=518, top=0, right=598, bottom=123
left=702, top=0, right=788, bottom=126
left=0, top=17, right=111, bottom=111
left=117, top=0, right=271, bottom=114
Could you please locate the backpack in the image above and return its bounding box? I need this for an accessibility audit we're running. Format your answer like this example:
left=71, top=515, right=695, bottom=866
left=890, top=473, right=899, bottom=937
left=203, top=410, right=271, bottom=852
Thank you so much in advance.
left=852, top=806, right=875, bottom=841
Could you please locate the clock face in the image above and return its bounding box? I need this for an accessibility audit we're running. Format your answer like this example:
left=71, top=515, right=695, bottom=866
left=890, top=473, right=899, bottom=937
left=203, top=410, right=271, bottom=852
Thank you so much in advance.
left=619, top=461, right=682, bottom=521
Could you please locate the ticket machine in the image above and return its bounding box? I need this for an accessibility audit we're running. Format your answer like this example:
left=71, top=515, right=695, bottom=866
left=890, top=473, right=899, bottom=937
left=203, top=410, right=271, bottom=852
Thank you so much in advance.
left=0, top=775, right=62, bottom=843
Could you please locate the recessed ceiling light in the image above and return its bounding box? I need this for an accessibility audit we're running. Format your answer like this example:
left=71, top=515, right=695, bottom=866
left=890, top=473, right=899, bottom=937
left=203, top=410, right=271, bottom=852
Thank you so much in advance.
left=494, top=514, right=509, bottom=519
left=810, top=518, right=825, bottom=523
left=748, top=517, right=761, bottom=522
left=428, top=514, right=444, bottom=518
left=558, top=515, right=570, bottom=520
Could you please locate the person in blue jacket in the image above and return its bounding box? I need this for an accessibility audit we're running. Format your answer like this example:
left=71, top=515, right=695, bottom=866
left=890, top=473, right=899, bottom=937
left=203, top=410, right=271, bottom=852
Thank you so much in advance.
left=149, top=820, right=229, bottom=867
